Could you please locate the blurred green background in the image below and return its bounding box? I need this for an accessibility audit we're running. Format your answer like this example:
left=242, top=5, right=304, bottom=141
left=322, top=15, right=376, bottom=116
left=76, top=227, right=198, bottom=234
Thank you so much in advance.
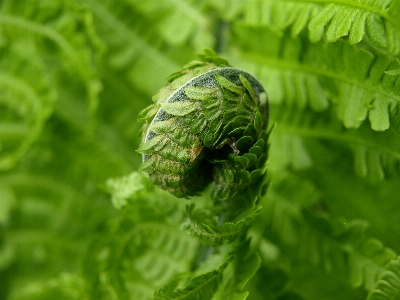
left=2, top=0, right=400, bottom=299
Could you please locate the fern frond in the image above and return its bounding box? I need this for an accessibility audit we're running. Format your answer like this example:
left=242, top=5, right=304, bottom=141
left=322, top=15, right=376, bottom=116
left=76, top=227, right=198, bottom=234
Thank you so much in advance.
left=231, top=25, right=400, bottom=131
left=0, top=1, right=103, bottom=112
left=183, top=204, right=261, bottom=247
left=367, top=256, right=400, bottom=300
left=237, top=0, right=400, bottom=55
left=0, top=172, right=113, bottom=300
left=7, top=273, right=86, bottom=300
left=153, top=256, right=231, bottom=300
left=0, top=14, right=77, bottom=61
left=86, top=221, right=199, bottom=299
left=269, top=104, right=400, bottom=181
left=86, top=181, right=201, bottom=299
left=153, top=270, right=220, bottom=300
left=213, top=239, right=261, bottom=300
left=123, top=0, right=213, bottom=48
left=263, top=175, right=397, bottom=292
left=0, top=70, right=54, bottom=170
left=0, top=24, right=56, bottom=170
left=133, top=223, right=199, bottom=286
left=0, top=0, right=103, bottom=169
left=83, top=0, right=184, bottom=95
left=105, top=172, right=154, bottom=209
left=154, top=239, right=260, bottom=300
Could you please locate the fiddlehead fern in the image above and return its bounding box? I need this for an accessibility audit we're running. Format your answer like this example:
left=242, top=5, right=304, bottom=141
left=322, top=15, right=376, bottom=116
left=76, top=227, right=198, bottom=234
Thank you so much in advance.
left=137, top=49, right=269, bottom=200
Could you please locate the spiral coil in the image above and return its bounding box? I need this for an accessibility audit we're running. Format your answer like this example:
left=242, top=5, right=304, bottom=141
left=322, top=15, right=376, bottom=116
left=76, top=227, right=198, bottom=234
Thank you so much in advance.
left=137, top=50, right=269, bottom=200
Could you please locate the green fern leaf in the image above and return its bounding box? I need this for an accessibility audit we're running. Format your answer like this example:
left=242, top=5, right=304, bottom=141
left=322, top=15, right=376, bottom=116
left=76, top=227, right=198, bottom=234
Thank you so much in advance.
left=0, top=169, right=115, bottom=299
left=0, top=1, right=103, bottom=169
left=153, top=270, right=220, bottom=300
left=84, top=205, right=199, bottom=299
left=105, top=171, right=154, bottom=209
left=84, top=172, right=202, bottom=299
left=347, top=237, right=396, bottom=289
left=213, top=239, right=261, bottom=300
left=236, top=0, right=400, bottom=54
left=183, top=204, right=262, bottom=247
left=0, top=32, right=56, bottom=170
left=0, top=69, right=54, bottom=170
left=367, top=256, right=400, bottom=300
left=0, top=2, right=103, bottom=113
left=385, top=68, right=400, bottom=76
left=263, top=175, right=397, bottom=292
left=269, top=104, right=400, bottom=180
left=153, top=256, right=231, bottom=300
left=7, top=273, right=86, bottom=300
left=6, top=1, right=400, bottom=299
left=232, top=25, right=400, bottom=131
left=83, top=0, right=190, bottom=95
left=119, top=0, right=213, bottom=48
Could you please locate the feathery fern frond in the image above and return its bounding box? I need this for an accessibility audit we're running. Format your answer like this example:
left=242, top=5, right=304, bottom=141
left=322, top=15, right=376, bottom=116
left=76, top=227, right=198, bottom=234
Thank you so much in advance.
left=0, top=172, right=112, bottom=299
left=154, top=238, right=261, bottom=300
left=0, top=1, right=103, bottom=112
left=5, top=1, right=400, bottom=299
left=83, top=0, right=187, bottom=95
left=367, top=256, right=400, bottom=300
left=303, top=210, right=396, bottom=290
left=153, top=255, right=231, bottom=300
left=231, top=25, right=400, bottom=131
left=122, top=0, right=214, bottom=48
left=0, top=59, right=55, bottom=170
left=213, top=239, right=261, bottom=300
left=0, top=0, right=103, bottom=169
left=183, top=204, right=262, bottom=247
left=105, top=171, right=154, bottom=209
left=235, top=0, right=400, bottom=55
left=7, top=273, right=86, bottom=300
left=91, top=176, right=201, bottom=299
left=84, top=218, right=199, bottom=299
left=263, top=175, right=397, bottom=292
left=269, top=104, right=400, bottom=181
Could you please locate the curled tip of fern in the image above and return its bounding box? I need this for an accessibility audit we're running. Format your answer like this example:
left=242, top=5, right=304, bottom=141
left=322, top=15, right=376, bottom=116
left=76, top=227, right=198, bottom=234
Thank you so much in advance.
left=137, top=50, right=269, bottom=200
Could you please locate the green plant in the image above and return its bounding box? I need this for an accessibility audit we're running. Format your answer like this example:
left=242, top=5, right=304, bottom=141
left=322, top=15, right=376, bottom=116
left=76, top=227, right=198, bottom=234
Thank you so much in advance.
left=137, top=50, right=268, bottom=199
left=1, top=0, right=400, bottom=299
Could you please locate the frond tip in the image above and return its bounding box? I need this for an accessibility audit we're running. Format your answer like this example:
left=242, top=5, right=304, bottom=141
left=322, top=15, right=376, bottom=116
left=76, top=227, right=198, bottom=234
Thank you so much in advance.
left=137, top=50, right=269, bottom=199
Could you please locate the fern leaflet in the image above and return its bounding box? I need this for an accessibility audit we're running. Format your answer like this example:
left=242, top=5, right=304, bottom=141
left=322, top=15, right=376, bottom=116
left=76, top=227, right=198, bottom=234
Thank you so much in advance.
left=83, top=0, right=182, bottom=95
left=232, top=25, right=400, bottom=131
left=183, top=204, right=262, bottom=247
left=236, top=0, right=400, bottom=55
left=0, top=0, right=103, bottom=169
left=263, top=175, right=397, bottom=292
left=212, top=239, right=261, bottom=300
left=368, top=256, right=400, bottom=300
left=269, top=104, right=400, bottom=181
left=153, top=256, right=231, bottom=300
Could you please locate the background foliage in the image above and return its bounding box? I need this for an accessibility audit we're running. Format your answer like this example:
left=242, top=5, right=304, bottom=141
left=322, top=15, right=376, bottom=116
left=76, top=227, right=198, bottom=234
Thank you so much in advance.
left=1, top=0, right=400, bottom=299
